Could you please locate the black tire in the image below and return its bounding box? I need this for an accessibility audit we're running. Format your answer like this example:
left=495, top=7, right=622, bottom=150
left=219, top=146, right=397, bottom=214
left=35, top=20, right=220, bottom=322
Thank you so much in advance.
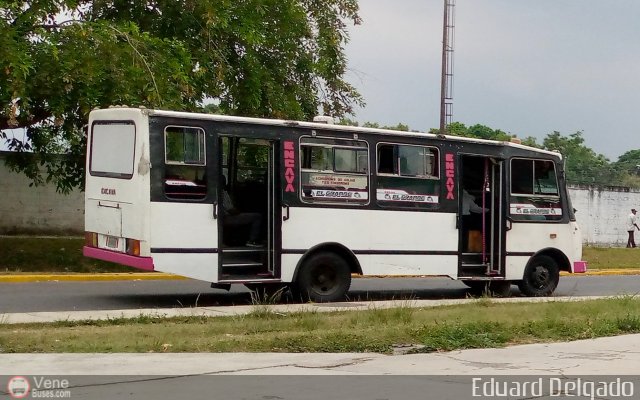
left=517, top=255, right=559, bottom=297
left=292, top=252, right=351, bottom=303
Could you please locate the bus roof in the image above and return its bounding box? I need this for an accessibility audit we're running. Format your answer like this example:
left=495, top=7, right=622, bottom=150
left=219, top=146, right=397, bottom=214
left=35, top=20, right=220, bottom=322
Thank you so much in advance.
left=93, top=107, right=562, bottom=159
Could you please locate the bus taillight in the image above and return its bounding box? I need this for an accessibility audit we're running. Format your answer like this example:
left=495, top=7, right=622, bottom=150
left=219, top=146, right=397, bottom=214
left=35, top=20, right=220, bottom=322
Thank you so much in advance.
left=85, top=232, right=98, bottom=247
left=126, top=239, right=141, bottom=256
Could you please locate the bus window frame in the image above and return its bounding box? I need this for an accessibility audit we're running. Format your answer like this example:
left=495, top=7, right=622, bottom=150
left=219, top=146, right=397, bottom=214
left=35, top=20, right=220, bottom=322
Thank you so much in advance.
left=509, top=157, right=564, bottom=222
left=375, top=142, right=440, bottom=180
left=299, top=135, right=371, bottom=206
left=164, top=125, right=206, bottom=166
left=162, top=125, right=208, bottom=201
left=374, top=142, right=441, bottom=210
left=89, top=120, right=136, bottom=180
left=510, top=158, right=560, bottom=198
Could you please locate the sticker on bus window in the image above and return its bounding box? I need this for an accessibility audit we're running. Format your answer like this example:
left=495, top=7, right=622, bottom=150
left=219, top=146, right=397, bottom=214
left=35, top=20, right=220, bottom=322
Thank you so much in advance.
left=308, top=174, right=367, bottom=188
left=305, top=189, right=369, bottom=200
left=165, top=179, right=198, bottom=186
left=376, top=189, right=438, bottom=203
left=510, top=204, right=563, bottom=216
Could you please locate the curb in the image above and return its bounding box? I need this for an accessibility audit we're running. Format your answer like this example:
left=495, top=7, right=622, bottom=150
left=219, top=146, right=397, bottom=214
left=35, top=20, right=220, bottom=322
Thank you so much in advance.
left=0, top=273, right=185, bottom=283
left=0, top=270, right=639, bottom=283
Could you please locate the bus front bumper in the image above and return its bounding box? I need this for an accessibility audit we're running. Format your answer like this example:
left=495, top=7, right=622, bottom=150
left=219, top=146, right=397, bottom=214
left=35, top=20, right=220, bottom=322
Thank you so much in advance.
left=573, top=261, right=588, bottom=273
left=83, top=246, right=155, bottom=271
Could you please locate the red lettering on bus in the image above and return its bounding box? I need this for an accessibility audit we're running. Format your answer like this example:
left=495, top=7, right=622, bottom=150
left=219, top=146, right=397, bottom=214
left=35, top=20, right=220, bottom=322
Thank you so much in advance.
left=445, top=153, right=455, bottom=200
left=284, top=141, right=295, bottom=192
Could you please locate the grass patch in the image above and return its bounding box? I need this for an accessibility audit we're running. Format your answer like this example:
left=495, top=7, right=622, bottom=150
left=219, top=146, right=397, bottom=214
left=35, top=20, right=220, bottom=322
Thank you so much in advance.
left=1, top=298, right=639, bottom=353
left=582, top=246, right=640, bottom=269
left=0, top=237, right=138, bottom=273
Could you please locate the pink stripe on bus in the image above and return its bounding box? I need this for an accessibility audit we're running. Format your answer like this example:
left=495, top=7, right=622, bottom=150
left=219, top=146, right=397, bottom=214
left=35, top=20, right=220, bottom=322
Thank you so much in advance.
left=83, top=246, right=154, bottom=271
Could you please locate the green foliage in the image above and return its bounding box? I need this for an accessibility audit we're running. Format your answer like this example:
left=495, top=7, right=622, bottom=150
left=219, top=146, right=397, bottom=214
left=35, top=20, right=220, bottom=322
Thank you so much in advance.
left=612, top=149, right=640, bottom=188
left=338, top=118, right=411, bottom=132
left=431, top=122, right=638, bottom=188
left=542, top=131, right=622, bottom=186
left=431, top=122, right=514, bottom=141
left=1, top=0, right=363, bottom=192
left=3, top=299, right=640, bottom=353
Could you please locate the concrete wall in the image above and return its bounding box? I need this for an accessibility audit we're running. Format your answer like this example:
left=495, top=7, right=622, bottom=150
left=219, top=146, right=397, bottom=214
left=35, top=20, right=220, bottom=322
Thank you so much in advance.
left=0, top=153, right=638, bottom=244
left=0, top=152, right=84, bottom=235
left=568, top=185, right=640, bottom=247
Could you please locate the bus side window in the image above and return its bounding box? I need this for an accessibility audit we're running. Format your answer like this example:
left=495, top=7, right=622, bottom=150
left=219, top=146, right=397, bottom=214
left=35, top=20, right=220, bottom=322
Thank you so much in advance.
left=299, top=137, right=369, bottom=204
left=164, top=126, right=207, bottom=200
left=376, top=143, right=440, bottom=208
left=510, top=158, right=562, bottom=221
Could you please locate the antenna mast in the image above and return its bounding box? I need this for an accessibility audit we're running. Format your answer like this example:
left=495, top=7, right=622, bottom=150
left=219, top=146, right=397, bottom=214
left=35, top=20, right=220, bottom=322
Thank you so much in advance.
left=439, top=0, right=455, bottom=135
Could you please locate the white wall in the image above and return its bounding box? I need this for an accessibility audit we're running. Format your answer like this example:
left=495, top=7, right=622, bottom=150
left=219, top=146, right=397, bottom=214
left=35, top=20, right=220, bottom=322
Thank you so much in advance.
left=0, top=152, right=84, bottom=234
left=568, top=185, right=640, bottom=247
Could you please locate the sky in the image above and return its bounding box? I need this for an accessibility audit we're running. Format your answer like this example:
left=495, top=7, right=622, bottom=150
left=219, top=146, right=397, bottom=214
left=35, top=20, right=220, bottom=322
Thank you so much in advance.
left=344, top=0, right=640, bottom=161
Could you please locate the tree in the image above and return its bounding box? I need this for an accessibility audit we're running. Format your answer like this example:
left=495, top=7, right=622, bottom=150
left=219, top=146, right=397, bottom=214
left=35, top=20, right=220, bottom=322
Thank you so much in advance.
left=542, top=131, right=621, bottom=186
left=430, top=122, right=514, bottom=141
left=1, top=0, right=363, bottom=192
left=611, top=149, right=640, bottom=188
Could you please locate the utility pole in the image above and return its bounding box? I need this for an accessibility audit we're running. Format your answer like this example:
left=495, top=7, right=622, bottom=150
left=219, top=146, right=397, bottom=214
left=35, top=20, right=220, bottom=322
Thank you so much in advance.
left=440, top=0, right=455, bottom=135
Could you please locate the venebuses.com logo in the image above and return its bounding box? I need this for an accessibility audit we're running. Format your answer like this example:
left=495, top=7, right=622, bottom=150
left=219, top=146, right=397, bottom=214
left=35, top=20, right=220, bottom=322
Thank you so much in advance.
left=6, top=375, right=72, bottom=398
left=7, top=376, right=30, bottom=399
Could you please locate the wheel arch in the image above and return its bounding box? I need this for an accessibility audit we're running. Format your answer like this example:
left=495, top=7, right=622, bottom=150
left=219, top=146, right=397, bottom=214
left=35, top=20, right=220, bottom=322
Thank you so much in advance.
left=527, top=247, right=571, bottom=273
left=292, top=242, right=362, bottom=282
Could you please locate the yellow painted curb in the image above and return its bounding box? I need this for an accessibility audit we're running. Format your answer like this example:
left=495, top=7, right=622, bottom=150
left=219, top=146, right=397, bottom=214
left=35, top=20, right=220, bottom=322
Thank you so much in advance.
left=0, top=273, right=185, bottom=283
left=562, top=269, right=640, bottom=276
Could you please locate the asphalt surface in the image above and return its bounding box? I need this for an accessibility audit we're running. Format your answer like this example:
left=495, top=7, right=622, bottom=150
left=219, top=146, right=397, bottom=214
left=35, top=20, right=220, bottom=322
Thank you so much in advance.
left=0, top=274, right=639, bottom=313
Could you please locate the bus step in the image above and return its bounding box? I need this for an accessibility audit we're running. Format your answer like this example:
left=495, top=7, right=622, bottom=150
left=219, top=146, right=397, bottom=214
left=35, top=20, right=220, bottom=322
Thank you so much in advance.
left=220, top=274, right=276, bottom=282
left=222, top=262, right=264, bottom=268
left=223, top=247, right=265, bottom=253
left=221, top=252, right=264, bottom=265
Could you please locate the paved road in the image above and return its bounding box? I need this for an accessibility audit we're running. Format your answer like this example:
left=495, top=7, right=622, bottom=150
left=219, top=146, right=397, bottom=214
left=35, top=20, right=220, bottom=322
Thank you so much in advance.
left=1, top=275, right=638, bottom=313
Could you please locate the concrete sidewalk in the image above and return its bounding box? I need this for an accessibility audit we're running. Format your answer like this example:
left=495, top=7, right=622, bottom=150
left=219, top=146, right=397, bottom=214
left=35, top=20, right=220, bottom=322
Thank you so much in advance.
left=1, top=333, right=639, bottom=375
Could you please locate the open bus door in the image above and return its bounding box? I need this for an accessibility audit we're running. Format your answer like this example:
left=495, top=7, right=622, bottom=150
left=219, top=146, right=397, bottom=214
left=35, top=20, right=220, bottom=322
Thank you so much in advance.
left=458, top=155, right=506, bottom=285
left=216, top=136, right=280, bottom=283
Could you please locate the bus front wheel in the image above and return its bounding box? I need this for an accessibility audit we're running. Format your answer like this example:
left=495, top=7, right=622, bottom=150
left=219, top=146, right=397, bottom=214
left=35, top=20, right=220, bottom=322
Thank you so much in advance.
left=517, top=255, right=559, bottom=297
left=292, top=252, right=351, bottom=303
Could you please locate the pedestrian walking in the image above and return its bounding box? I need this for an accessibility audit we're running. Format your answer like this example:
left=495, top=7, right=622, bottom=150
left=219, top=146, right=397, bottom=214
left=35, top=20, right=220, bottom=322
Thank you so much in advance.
left=627, top=208, right=639, bottom=248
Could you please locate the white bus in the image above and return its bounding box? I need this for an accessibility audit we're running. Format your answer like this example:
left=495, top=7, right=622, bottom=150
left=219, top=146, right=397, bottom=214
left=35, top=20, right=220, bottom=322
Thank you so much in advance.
left=83, top=107, right=586, bottom=302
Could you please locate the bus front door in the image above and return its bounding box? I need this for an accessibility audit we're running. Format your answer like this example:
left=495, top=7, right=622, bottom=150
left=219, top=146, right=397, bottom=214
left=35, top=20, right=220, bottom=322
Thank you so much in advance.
left=217, top=136, right=280, bottom=282
left=458, top=155, right=506, bottom=279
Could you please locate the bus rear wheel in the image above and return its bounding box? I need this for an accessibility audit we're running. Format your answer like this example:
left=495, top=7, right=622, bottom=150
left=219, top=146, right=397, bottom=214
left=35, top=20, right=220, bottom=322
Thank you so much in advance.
left=517, top=255, right=559, bottom=297
left=292, top=252, right=351, bottom=303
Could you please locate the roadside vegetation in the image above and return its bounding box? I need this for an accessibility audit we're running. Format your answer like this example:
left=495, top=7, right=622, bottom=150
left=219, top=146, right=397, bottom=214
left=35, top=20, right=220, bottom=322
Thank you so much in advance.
left=0, top=236, right=133, bottom=273
left=0, top=237, right=638, bottom=273
left=1, top=297, right=639, bottom=353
